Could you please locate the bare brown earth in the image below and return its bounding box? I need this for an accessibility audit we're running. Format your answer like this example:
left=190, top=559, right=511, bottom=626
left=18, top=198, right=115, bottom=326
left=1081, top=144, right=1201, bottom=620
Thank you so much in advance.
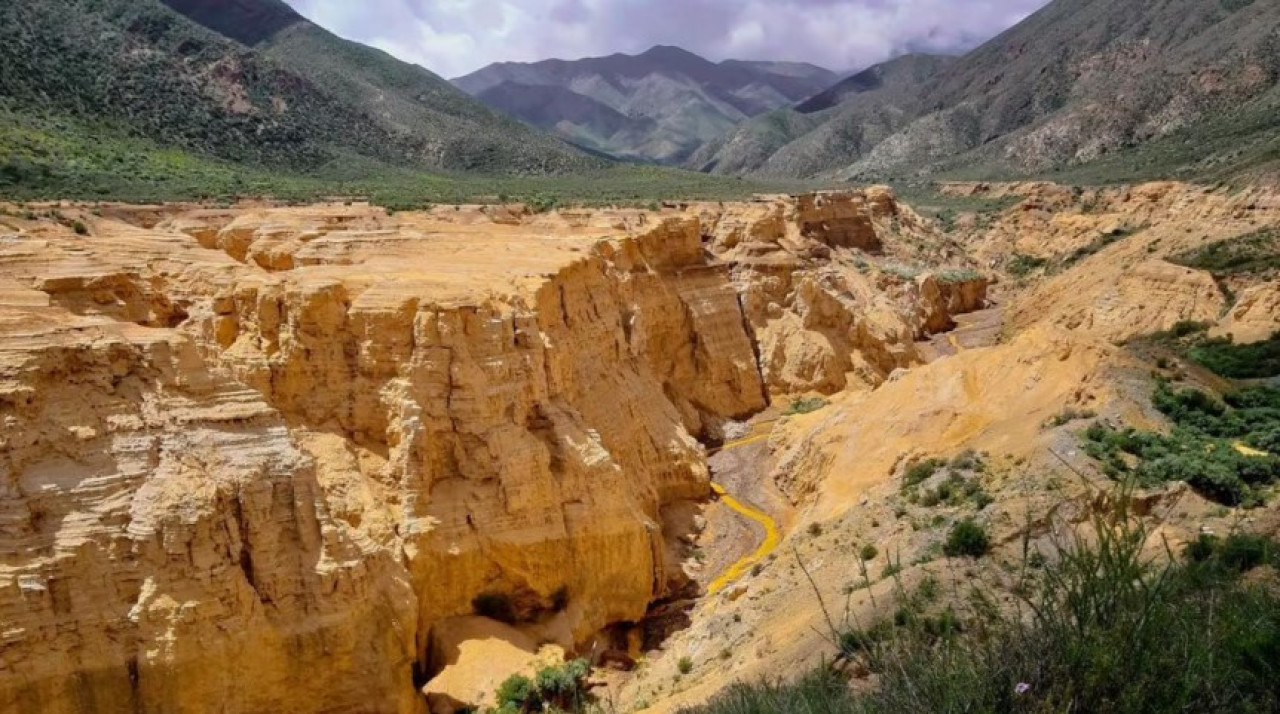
left=2, top=181, right=1276, bottom=714
left=0, top=191, right=987, bottom=713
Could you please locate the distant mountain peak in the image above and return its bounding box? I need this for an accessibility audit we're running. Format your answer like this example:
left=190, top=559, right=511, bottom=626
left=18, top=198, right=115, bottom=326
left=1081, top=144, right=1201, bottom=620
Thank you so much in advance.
left=452, top=47, right=839, bottom=165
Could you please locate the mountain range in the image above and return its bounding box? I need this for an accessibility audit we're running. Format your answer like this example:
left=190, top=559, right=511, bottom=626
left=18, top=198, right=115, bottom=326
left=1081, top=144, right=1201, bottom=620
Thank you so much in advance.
left=453, top=46, right=839, bottom=163
left=4, top=0, right=1279, bottom=194
left=0, top=0, right=598, bottom=178
left=691, top=0, right=1280, bottom=183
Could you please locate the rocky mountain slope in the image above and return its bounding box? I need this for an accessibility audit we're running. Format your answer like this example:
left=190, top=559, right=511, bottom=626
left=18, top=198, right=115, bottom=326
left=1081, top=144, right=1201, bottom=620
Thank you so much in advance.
left=688, top=53, right=952, bottom=177
left=0, top=191, right=986, bottom=713
left=693, top=0, right=1280, bottom=183
left=0, top=0, right=597, bottom=176
left=453, top=46, right=838, bottom=163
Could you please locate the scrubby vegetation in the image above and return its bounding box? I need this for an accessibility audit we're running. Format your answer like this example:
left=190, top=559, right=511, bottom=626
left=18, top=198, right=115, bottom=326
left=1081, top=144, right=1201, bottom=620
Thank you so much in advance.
left=1083, top=382, right=1280, bottom=506
left=1063, top=226, right=1143, bottom=265
left=1006, top=253, right=1049, bottom=279
left=783, top=397, right=829, bottom=416
left=0, top=1, right=827, bottom=205
left=493, top=659, right=593, bottom=714
left=942, top=519, right=991, bottom=558
left=1187, top=332, right=1280, bottom=380
left=1145, top=320, right=1280, bottom=380
left=901, top=459, right=946, bottom=489
left=936, top=268, right=984, bottom=284
left=1168, top=227, right=1280, bottom=277
left=1043, top=406, right=1097, bottom=428
left=0, top=109, right=808, bottom=206
left=684, top=511, right=1280, bottom=714
left=901, top=452, right=993, bottom=510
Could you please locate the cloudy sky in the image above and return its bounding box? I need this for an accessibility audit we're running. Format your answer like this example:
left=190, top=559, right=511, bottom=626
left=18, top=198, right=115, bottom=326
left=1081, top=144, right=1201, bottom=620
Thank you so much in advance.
left=283, top=0, right=1052, bottom=79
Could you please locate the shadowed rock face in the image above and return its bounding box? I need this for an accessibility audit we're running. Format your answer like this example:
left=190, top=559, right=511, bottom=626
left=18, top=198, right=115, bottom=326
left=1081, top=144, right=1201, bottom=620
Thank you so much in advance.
left=0, top=191, right=984, bottom=713
left=160, top=0, right=303, bottom=46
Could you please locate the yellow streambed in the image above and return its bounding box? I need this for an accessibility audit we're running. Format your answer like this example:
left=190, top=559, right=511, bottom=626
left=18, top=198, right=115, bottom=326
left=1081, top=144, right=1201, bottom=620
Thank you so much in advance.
left=706, top=434, right=782, bottom=596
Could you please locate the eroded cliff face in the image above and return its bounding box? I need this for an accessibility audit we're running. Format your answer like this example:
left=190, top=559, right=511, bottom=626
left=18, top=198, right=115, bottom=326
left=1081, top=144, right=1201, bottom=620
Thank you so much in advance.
left=0, top=191, right=985, bottom=713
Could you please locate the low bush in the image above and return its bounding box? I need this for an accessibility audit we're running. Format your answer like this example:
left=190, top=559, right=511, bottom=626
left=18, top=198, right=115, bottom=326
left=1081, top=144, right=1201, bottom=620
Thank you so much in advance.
left=902, top=459, right=946, bottom=489
left=943, top=519, right=990, bottom=558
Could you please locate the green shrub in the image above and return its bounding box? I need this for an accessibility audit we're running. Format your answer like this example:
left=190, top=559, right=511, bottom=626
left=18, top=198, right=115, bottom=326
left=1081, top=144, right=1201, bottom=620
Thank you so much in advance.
left=903, top=459, right=945, bottom=489
left=494, top=659, right=592, bottom=713
left=1169, top=227, right=1278, bottom=275
left=1187, top=332, right=1280, bottom=379
left=859, top=544, right=879, bottom=561
left=949, top=450, right=984, bottom=472
left=1216, top=533, right=1275, bottom=573
left=1184, top=533, right=1220, bottom=563
left=943, top=519, right=990, bottom=558
left=495, top=674, right=537, bottom=712
left=677, top=656, right=694, bottom=675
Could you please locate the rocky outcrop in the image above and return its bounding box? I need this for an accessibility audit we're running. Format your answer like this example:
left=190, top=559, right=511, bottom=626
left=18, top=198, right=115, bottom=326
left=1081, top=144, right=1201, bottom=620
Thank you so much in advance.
left=1213, top=281, right=1280, bottom=344
left=701, top=192, right=988, bottom=395
left=0, top=191, right=985, bottom=713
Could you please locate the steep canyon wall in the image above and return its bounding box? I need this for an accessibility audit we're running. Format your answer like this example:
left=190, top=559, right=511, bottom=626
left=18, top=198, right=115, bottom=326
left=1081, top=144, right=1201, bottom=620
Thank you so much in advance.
left=0, top=191, right=984, bottom=713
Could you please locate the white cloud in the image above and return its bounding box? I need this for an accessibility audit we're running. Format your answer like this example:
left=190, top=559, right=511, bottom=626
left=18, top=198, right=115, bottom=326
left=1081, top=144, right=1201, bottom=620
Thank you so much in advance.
left=284, top=0, right=1050, bottom=78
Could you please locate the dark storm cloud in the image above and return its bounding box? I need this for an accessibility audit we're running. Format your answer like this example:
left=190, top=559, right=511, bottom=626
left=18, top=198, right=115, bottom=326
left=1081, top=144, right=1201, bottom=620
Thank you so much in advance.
left=284, top=0, right=1051, bottom=78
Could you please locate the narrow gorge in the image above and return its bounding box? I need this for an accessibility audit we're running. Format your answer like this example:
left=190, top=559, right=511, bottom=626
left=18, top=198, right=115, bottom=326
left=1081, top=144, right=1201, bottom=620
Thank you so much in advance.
left=0, top=191, right=987, bottom=713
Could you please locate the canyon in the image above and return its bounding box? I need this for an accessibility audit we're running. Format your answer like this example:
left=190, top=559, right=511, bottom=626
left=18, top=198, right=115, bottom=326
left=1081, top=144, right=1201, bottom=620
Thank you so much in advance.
left=1, top=180, right=1278, bottom=713
left=0, top=190, right=986, bottom=713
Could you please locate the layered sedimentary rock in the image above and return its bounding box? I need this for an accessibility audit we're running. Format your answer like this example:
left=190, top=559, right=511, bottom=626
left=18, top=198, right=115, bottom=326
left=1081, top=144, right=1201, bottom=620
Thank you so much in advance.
left=0, top=190, right=984, bottom=713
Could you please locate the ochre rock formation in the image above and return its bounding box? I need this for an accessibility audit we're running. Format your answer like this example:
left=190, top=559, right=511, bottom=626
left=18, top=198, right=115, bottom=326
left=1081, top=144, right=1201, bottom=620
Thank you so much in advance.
left=1213, top=281, right=1280, bottom=343
left=0, top=191, right=984, bottom=713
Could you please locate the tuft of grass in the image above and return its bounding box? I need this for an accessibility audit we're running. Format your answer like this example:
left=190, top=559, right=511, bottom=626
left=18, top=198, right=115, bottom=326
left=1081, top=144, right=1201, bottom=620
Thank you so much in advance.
left=1043, top=406, right=1097, bottom=429
left=1007, top=253, right=1049, bottom=278
left=936, top=268, right=984, bottom=284
left=784, top=396, right=829, bottom=416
